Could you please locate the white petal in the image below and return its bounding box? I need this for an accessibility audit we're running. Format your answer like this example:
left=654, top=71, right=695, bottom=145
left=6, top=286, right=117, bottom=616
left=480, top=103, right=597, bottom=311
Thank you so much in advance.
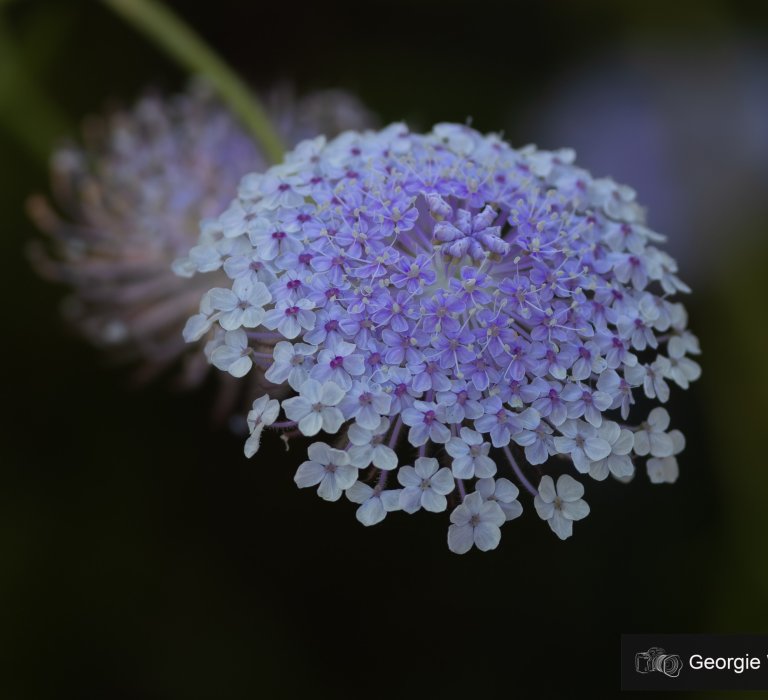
left=474, top=478, right=494, bottom=500
left=517, top=408, right=540, bottom=430
left=317, top=473, right=343, bottom=501
left=429, top=422, right=451, bottom=444
left=348, top=444, right=373, bottom=468
left=320, top=407, right=345, bottom=434
left=473, top=522, right=502, bottom=551
left=493, top=478, right=519, bottom=503
left=447, top=523, right=474, bottom=554
left=397, top=465, right=420, bottom=488
left=669, top=429, right=686, bottom=455
left=445, top=437, right=469, bottom=459
left=549, top=510, right=573, bottom=540
left=347, top=423, right=372, bottom=446
left=301, top=379, right=322, bottom=403
left=553, top=436, right=575, bottom=455
left=357, top=497, right=386, bottom=526
left=584, top=437, right=612, bottom=461
left=261, top=398, right=280, bottom=425
left=243, top=426, right=264, bottom=458
left=556, top=474, right=584, bottom=501
left=429, top=467, right=456, bottom=496
left=537, top=475, right=556, bottom=503
left=345, top=481, right=373, bottom=504
left=648, top=431, right=674, bottom=458
left=307, top=441, right=331, bottom=464
left=473, top=455, right=497, bottom=478
left=299, top=411, right=323, bottom=436
left=282, top=396, right=310, bottom=422
left=399, top=487, right=422, bottom=514
left=182, top=314, right=212, bottom=342
left=648, top=406, right=670, bottom=431
left=614, top=429, right=635, bottom=455
left=414, top=457, right=439, bottom=479
left=356, top=405, right=381, bottom=431
left=372, top=445, right=398, bottom=471
left=294, top=460, right=325, bottom=488
left=633, top=430, right=651, bottom=456
left=209, top=288, right=237, bottom=311
left=459, top=427, right=482, bottom=445
left=320, top=381, right=345, bottom=406
left=380, top=489, right=402, bottom=512
left=478, top=500, right=506, bottom=528
left=449, top=502, right=472, bottom=526
left=598, top=420, right=621, bottom=445
left=561, top=498, right=590, bottom=521
left=588, top=459, right=609, bottom=481
left=500, top=500, right=523, bottom=521
left=228, top=355, right=253, bottom=378
left=334, top=465, right=358, bottom=491
left=421, top=489, right=447, bottom=513
left=451, top=455, right=475, bottom=479
left=534, top=495, right=554, bottom=520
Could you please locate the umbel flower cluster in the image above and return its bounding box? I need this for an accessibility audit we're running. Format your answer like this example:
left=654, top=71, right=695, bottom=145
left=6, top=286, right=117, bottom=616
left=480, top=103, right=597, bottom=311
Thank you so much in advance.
left=181, top=123, right=701, bottom=553
left=30, top=83, right=374, bottom=388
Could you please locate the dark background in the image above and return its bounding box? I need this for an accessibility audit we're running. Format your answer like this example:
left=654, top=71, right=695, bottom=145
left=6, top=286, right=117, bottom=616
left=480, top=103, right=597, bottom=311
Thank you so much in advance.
left=2, top=1, right=767, bottom=697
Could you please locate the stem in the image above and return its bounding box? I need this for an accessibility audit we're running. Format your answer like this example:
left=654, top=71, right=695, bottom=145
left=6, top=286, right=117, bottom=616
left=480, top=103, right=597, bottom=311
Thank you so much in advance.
left=271, top=420, right=297, bottom=429
left=102, top=0, right=285, bottom=163
left=502, top=445, right=538, bottom=497
left=387, top=416, right=403, bottom=449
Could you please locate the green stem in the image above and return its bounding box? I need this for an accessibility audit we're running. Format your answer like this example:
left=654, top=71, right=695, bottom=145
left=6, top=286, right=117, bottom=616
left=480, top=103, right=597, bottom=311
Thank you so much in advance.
left=102, top=0, right=285, bottom=164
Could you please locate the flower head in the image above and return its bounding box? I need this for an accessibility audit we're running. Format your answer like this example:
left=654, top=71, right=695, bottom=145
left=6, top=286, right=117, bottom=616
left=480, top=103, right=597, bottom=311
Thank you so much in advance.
left=183, top=122, right=701, bottom=552
left=30, top=82, right=375, bottom=396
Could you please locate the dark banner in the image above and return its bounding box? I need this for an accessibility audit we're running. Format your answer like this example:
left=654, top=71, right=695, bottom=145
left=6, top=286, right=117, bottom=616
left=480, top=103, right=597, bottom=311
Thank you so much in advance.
left=621, top=634, right=768, bottom=691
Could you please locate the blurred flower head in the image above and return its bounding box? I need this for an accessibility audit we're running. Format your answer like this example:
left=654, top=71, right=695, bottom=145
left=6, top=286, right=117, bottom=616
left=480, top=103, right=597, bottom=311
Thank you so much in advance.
left=182, top=122, right=701, bottom=553
left=29, top=82, right=376, bottom=392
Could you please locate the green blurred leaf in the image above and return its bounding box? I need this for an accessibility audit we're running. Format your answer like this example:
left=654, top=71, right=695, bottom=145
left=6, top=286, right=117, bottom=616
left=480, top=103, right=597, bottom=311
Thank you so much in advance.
left=0, top=15, right=70, bottom=161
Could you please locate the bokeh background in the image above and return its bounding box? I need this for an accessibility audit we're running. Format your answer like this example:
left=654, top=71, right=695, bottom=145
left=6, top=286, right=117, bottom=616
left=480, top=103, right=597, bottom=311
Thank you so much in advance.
left=2, top=1, right=767, bottom=697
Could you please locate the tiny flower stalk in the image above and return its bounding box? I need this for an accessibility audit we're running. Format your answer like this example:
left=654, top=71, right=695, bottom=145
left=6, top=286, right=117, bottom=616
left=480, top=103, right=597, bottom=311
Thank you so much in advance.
left=181, top=123, right=701, bottom=553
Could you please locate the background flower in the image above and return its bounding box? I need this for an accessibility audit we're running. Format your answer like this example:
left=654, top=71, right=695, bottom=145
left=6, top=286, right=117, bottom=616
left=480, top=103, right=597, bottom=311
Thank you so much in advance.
left=28, top=81, right=375, bottom=396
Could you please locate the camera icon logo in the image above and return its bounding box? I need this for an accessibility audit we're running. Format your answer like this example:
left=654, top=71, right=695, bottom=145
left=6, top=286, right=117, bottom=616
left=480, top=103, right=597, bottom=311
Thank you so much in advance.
left=635, top=647, right=684, bottom=677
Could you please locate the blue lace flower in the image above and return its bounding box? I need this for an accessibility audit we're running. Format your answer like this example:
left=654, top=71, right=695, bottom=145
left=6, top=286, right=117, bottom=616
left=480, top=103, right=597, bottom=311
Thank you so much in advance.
left=182, top=122, right=701, bottom=552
